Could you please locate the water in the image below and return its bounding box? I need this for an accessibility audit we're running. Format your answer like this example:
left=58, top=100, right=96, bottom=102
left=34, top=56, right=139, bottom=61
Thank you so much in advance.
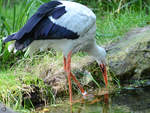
left=37, top=85, right=150, bottom=113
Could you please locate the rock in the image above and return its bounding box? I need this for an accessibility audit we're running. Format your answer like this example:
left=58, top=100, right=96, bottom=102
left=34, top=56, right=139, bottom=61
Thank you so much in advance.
left=107, top=26, right=150, bottom=81
left=0, top=103, right=17, bottom=113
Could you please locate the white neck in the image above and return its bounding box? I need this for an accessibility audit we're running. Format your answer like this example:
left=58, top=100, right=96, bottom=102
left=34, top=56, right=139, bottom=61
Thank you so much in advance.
left=86, top=41, right=106, bottom=65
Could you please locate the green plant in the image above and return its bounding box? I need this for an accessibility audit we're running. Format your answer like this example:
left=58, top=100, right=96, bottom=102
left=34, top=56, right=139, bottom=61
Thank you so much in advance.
left=0, top=0, right=49, bottom=69
left=0, top=70, right=55, bottom=112
left=0, top=39, right=2, bottom=54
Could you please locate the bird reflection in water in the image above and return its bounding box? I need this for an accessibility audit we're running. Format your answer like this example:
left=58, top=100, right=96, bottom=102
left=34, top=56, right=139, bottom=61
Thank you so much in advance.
left=69, top=92, right=109, bottom=113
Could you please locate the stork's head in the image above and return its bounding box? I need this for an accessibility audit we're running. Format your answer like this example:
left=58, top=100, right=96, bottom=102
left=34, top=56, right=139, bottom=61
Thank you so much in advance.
left=95, top=46, right=108, bottom=86
left=87, top=42, right=108, bottom=86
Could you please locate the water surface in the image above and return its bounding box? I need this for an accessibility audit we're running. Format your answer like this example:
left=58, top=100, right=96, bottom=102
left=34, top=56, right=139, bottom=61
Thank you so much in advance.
left=37, top=85, right=150, bottom=113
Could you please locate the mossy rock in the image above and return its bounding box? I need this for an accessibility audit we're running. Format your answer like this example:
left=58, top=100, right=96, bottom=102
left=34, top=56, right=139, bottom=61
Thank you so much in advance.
left=107, top=26, right=150, bottom=82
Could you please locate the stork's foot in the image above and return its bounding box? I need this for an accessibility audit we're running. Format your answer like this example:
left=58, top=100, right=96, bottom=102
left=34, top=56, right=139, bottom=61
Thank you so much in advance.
left=82, top=93, right=94, bottom=100
left=82, top=91, right=88, bottom=96
left=90, top=97, right=103, bottom=104
left=83, top=93, right=108, bottom=104
left=70, top=93, right=94, bottom=104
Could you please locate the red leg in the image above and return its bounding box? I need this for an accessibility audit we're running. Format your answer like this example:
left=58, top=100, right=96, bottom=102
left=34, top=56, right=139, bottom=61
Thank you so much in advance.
left=64, top=53, right=86, bottom=96
left=70, top=72, right=86, bottom=95
left=66, top=52, right=72, bottom=72
left=64, top=56, right=67, bottom=71
left=66, top=51, right=73, bottom=103
left=68, top=72, right=72, bottom=103
left=104, top=94, right=109, bottom=104
left=100, top=64, right=108, bottom=87
left=100, top=64, right=109, bottom=103
left=103, top=66, right=108, bottom=87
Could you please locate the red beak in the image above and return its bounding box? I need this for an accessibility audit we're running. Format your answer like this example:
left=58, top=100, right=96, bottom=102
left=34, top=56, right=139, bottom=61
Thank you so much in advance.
left=100, top=64, right=108, bottom=87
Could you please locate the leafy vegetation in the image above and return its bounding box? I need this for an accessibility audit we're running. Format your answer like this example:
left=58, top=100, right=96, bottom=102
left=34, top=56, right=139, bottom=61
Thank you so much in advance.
left=0, top=0, right=150, bottom=112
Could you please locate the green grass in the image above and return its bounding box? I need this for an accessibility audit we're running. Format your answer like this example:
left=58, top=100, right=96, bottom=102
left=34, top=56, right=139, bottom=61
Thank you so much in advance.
left=0, top=0, right=150, bottom=112
left=96, top=9, right=150, bottom=44
left=0, top=0, right=51, bottom=69
left=0, top=71, right=27, bottom=112
left=0, top=70, right=54, bottom=112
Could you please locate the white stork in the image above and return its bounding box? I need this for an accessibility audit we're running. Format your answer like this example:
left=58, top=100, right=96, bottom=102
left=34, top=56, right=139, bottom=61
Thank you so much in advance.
left=3, top=1, right=108, bottom=103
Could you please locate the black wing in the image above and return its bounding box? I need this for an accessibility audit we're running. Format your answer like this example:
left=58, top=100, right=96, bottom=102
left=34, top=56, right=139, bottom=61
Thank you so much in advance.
left=4, top=1, right=79, bottom=50
left=14, top=1, right=62, bottom=40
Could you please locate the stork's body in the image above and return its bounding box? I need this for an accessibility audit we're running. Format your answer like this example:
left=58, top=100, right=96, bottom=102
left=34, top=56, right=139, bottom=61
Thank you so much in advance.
left=3, top=1, right=108, bottom=103
left=26, top=1, right=96, bottom=57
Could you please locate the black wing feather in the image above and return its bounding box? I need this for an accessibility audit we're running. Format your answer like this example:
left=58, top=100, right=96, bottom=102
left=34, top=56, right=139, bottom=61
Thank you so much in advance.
left=3, top=1, right=79, bottom=50
left=3, top=1, right=62, bottom=43
left=3, top=33, right=16, bottom=43
left=50, top=6, right=66, bottom=19
left=15, top=1, right=62, bottom=40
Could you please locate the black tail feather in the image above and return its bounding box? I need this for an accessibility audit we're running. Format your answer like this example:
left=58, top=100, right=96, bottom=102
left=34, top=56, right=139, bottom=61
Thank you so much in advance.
left=15, top=35, right=34, bottom=50
left=3, top=33, right=16, bottom=43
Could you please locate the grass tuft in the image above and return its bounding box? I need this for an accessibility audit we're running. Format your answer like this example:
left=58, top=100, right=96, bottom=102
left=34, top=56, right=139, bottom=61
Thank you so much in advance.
left=0, top=69, right=54, bottom=112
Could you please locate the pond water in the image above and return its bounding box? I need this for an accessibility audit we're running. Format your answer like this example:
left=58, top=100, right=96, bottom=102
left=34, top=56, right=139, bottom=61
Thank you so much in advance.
left=37, top=84, right=150, bottom=113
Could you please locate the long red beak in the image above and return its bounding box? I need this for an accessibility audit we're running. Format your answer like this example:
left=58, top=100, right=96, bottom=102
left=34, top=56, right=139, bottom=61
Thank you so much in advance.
left=100, top=64, right=108, bottom=87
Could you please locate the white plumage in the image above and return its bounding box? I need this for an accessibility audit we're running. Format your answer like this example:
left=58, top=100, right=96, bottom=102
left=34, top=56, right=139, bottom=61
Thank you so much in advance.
left=28, top=1, right=97, bottom=58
